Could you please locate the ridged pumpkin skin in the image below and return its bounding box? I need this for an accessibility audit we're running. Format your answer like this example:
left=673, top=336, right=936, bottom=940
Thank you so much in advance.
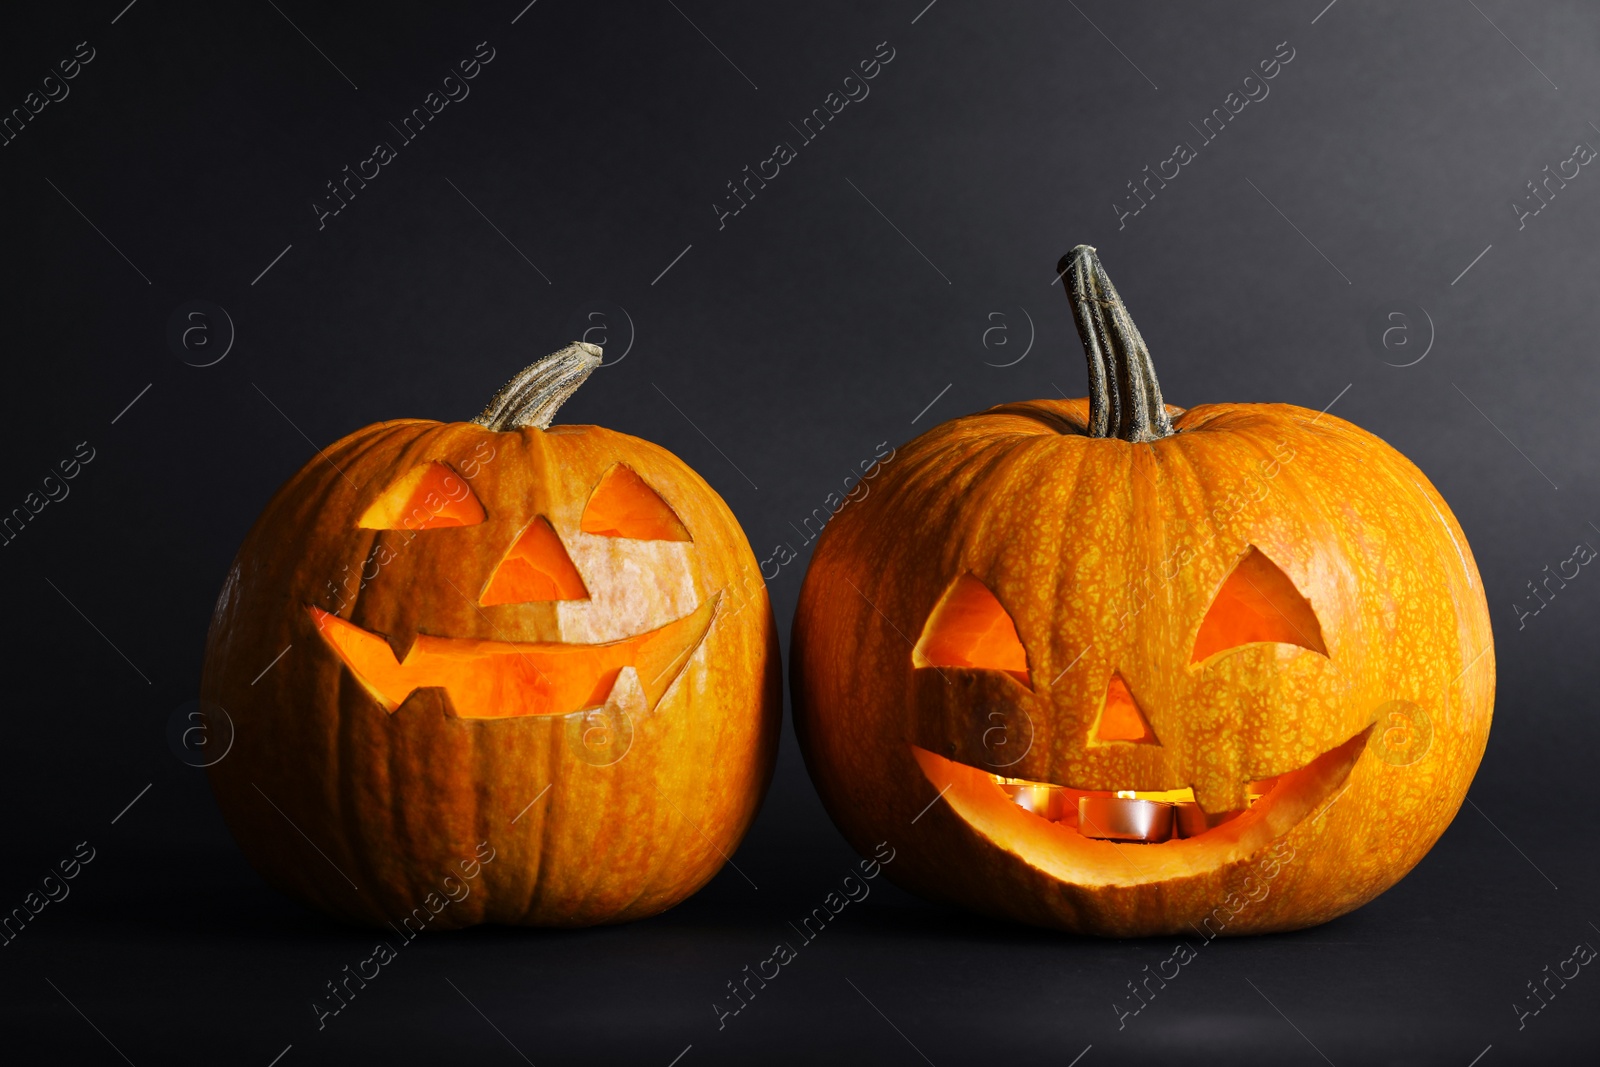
left=202, top=406, right=780, bottom=928
left=792, top=393, right=1493, bottom=936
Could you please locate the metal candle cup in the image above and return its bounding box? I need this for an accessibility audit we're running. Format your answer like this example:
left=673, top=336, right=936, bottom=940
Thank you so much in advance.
left=1004, top=782, right=1067, bottom=821
left=1078, top=795, right=1173, bottom=842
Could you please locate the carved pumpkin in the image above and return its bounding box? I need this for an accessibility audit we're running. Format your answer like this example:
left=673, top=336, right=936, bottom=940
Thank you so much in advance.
left=792, top=248, right=1494, bottom=936
left=202, top=343, right=780, bottom=928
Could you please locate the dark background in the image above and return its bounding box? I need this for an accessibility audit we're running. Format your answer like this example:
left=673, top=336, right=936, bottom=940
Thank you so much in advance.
left=1, top=1, right=1596, bottom=1063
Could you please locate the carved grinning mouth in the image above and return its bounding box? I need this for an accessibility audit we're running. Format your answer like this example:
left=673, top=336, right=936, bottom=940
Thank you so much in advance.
left=309, top=597, right=716, bottom=719
left=911, top=725, right=1372, bottom=885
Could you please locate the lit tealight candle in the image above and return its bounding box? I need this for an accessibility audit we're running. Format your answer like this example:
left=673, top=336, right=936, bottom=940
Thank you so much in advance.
left=1011, top=783, right=1068, bottom=821
left=1079, top=794, right=1173, bottom=843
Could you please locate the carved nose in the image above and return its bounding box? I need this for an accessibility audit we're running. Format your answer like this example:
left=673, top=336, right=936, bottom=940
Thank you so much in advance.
left=480, top=517, right=589, bottom=605
left=1091, top=674, right=1158, bottom=745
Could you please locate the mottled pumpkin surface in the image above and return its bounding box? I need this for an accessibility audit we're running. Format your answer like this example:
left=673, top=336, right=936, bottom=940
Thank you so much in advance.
left=792, top=396, right=1493, bottom=936
left=202, top=417, right=780, bottom=928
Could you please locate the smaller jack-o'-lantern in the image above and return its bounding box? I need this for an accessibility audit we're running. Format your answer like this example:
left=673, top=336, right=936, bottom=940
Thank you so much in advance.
left=201, top=343, right=780, bottom=928
left=793, top=247, right=1494, bottom=936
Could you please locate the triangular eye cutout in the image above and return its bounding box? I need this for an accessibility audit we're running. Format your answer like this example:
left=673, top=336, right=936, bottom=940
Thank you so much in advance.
left=480, top=518, right=589, bottom=605
left=1192, top=546, right=1328, bottom=663
left=580, top=465, right=691, bottom=541
left=1092, top=673, right=1158, bottom=745
left=358, top=462, right=485, bottom=530
left=912, top=574, right=1030, bottom=686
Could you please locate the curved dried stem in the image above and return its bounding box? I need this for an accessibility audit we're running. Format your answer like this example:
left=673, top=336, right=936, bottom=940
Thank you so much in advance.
left=1059, top=245, right=1173, bottom=442
left=473, top=342, right=603, bottom=431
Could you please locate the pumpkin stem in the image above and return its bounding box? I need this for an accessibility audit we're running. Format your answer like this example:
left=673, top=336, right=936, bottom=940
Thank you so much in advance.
left=473, top=342, right=603, bottom=430
left=1059, top=245, right=1173, bottom=442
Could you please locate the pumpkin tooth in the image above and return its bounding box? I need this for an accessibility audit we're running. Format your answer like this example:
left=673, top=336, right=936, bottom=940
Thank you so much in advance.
left=1190, top=774, right=1249, bottom=817
left=603, top=665, right=646, bottom=716
left=565, top=667, right=645, bottom=765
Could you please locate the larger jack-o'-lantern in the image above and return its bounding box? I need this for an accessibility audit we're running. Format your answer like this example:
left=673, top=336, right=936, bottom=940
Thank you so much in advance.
left=202, top=343, right=780, bottom=928
left=792, top=247, right=1494, bottom=936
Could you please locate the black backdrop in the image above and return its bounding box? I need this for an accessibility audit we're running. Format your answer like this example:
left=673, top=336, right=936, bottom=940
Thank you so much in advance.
left=2, top=1, right=1597, bottom=1063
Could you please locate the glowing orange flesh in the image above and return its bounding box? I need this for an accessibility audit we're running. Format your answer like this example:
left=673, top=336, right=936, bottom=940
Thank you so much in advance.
left=1191, top=546, right=1326, bottom=662
left=480, top=518, right=589, bottom=605
left=581, top=465, right=691, bottom=541
left=912, top=574, right=1029, bottom=685
left=912, top=726, right=1370, bottom=885
left=1093, top=674, right=1157, bottom=743
left=309, top=600, right=713, bottom=718
left=357, top=462, right=486, bottom=531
